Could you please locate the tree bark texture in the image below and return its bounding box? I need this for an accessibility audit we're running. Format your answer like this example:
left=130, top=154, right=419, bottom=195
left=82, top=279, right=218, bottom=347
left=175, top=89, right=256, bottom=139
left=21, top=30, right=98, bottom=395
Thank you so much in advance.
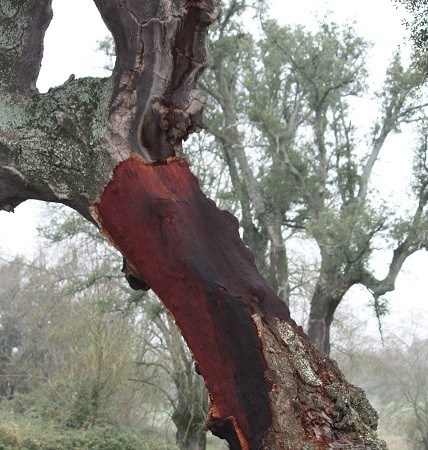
left=306, top=257, right=357, bottom=356
left=0, top=1, right=387, bottom=448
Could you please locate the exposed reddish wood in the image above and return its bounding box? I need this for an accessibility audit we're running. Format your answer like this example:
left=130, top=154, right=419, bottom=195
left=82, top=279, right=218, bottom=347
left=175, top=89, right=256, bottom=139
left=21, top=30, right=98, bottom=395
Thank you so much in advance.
left=93, top=156, right=387, bottom=449
left=94, top=156, right=298, bottom=448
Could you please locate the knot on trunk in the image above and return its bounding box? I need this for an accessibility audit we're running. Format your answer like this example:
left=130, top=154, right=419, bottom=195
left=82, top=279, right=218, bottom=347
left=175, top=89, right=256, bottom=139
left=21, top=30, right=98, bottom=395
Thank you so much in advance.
left=121, top=257, right=150, bottom=291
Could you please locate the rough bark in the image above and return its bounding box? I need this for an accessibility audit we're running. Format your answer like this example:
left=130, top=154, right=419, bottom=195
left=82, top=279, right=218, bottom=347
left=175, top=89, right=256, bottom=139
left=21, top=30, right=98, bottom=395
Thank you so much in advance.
left=307, top=275, right=351, bottom=356
left=93, top=157, right=385, bottom=449
left=0, top=1, right=388, bottom=448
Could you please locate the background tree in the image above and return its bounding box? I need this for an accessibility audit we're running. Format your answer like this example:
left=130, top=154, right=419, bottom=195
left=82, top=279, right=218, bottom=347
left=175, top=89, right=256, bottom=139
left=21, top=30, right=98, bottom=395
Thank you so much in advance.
left=0, top=208, right=212, bottom=448
left=40, top=207, right=210, bottom=449
left=0, top=258, right=23, bottom=399
left=0, top=224, right=143, bottom=426
left=394, top=0, right=428, bottom=77
left=138, top=302, right=208, bottom=450
left=334, top=316, right=428, bottom=450
left=197, top=3, right=428, bottom=354
left=372, top=337, right=428, bottom=450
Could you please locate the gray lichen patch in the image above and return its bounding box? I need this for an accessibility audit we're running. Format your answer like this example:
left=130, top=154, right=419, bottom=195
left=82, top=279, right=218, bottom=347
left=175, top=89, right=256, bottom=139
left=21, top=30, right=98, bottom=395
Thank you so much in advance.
left=347, top=386, right=379, bottom=430
left=252, top=314, right=308, bottom=448
left=0, top=76, right=116, bottom=215
left=325, top=383, right=387, bottom=450
left=276, top=320, right=322, bottom=387
left=325, top=383, right=379, bottom=431
left=0, top=91, right=29, bottom=131
left=0, top=0, right=53, bottom=93
left=0, top=5, right=26, bottom=52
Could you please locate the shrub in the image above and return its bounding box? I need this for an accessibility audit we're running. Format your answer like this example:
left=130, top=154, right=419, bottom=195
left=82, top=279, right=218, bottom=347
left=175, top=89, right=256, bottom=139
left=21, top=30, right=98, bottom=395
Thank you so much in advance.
left=0, top=417, right=178, bottom=450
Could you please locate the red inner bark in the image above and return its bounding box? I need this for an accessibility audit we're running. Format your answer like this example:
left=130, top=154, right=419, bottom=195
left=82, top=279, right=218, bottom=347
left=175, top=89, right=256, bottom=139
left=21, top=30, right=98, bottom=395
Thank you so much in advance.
left=94, top=156, right=296, bottom=448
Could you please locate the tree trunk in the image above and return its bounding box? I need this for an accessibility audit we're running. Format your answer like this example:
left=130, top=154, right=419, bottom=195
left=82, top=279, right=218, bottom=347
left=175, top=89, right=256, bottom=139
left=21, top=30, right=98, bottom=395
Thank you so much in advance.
left=307, top=281, right=338, bottom=355
left=94, top=158, right=385, bottom=449
left=307, top=266, right=353, bottom=355
left=209, top=46, right=291, bottom=304
left=168, top=323, right=208, bottom=450
left=307, top=299, right=336, bottom=356
left=268, top=220, right=291, bottom=304
left=175, top=417, right=207, bottom=450
left=0, top=1, right=387, bottom=448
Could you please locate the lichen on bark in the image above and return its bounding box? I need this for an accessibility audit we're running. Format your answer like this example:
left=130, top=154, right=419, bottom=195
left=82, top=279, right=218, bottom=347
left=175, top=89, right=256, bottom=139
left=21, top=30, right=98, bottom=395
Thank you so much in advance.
left=0, top=0, right=53, bottom=92
left=277, top=320, right=323, bottom=387
left=0, top=76, right=116, bottom=217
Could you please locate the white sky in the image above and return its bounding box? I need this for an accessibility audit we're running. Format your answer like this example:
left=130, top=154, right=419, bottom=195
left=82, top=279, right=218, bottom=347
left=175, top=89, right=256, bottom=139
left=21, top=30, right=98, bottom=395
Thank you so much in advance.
left=0, top=0, right=426, bottom=337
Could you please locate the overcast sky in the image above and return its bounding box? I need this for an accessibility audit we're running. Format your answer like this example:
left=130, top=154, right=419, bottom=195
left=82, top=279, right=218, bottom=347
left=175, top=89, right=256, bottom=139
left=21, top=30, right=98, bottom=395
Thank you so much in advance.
left=34, top=0, right=411, bottom=92
left=0, top=0, right=426, bottom=337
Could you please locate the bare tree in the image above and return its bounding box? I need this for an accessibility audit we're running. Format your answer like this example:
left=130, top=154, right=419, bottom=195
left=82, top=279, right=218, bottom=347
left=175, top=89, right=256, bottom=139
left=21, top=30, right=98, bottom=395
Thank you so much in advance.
left=333, top=320, right=428, bottom=450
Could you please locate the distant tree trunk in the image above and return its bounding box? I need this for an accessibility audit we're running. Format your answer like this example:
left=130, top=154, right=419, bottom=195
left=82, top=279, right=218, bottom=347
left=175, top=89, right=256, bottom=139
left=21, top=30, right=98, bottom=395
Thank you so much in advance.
left=0, top=1, right=388, bottom=448
left=307, top=259, right=356, bottom=355
left=177, top=430, right=206, bottom=450
left=307, top=291, right=339, bottom=356
left=168, top=328, right=208, bottom=450
left=0, top=378, right=15, bottom=400
left=204, top=39, right=291, bottom=304
left=174, top=411, right=207, bottom=450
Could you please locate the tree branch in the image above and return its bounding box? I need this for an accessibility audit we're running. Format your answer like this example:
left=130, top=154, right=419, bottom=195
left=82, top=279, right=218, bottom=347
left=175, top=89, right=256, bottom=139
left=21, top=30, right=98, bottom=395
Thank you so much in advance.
left=362, top=185, right=428, bottom=297
left=93, top=0, right=220, bottom=162
left=358, top=57, right=427, bottom=202
left=0, top=0, right=53, bottom=94
left=0, top=77, right=114, bottom=217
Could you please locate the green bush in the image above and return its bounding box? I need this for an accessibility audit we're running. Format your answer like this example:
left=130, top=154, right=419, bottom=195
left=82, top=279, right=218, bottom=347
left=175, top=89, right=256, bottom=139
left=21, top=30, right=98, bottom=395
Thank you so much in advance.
left=0, top=417, right=178, bottom=450
left=0, top=393, right=179, bottom=450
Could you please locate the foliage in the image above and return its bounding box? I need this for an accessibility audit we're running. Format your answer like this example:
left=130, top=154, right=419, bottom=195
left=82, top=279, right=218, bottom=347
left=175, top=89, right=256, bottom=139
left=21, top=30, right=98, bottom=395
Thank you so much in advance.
left=0, top=404, right=177, bottom=450
left=97, top=36, right=115, bottom=72
left=0, top=238, right=143, bottom=428
left=0, top=204, right=210, bottom=449
left=194, top=3, right=428, bottom=353
left=394, top=0, right=428, bottom=77
left=370, top=337, right=428, bottom=450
